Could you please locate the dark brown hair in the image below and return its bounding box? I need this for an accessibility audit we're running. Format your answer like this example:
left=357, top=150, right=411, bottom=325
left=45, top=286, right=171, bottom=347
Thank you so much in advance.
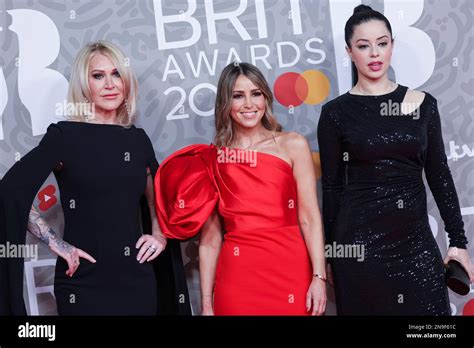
left=345, top=5, right=393, bottom=85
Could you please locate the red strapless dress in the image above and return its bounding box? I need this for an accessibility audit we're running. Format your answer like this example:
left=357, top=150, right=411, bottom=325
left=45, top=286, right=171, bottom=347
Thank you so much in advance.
left=155, top=144, right=312, bottom=315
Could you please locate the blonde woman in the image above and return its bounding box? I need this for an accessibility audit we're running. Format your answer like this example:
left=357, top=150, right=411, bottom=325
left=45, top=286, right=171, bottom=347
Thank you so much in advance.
left=155, top=62, right=327, bottom=315
left=0, top=41, right=188, bottom=315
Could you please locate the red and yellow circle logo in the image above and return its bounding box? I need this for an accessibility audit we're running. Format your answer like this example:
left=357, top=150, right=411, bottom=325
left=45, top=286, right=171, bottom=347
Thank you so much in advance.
left=274, top=70, right=330, bottom=107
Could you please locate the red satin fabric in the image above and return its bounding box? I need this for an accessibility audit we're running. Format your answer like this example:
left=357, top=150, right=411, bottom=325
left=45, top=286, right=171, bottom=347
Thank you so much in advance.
left=155, top=144, right=312, bottom=315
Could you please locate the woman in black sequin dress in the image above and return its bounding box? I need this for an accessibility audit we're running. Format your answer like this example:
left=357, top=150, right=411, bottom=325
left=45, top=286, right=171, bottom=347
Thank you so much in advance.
left=317, top=5, right=473, bottom=315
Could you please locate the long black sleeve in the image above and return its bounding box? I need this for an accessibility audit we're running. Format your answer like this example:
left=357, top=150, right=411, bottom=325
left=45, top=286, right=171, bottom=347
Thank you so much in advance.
left=317, top=103, right=345, bottom=244
left=0, top=124, right=63, bottom=315
left=424, top=95, right=467, bottom=248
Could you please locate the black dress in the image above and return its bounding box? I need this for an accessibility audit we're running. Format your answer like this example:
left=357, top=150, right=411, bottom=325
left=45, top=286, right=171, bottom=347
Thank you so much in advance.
left=0, top=121, right=190, bottom=315
left=317, top=85, right=467, bottom=315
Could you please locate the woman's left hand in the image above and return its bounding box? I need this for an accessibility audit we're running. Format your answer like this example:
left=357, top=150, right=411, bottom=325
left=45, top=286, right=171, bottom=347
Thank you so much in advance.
left=135, top=233, right=167, bottom=263
left=306, top=277, right=327, bottom=316
left=444, top=247, right=474, bottom=283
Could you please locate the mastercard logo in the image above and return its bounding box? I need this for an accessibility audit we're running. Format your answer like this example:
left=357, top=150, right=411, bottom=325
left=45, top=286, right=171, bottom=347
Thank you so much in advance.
left=274, top=70, right=330, bottom=107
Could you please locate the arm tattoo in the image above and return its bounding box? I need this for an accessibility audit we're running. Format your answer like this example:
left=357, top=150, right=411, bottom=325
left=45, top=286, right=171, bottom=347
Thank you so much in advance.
left=27, top=207, right=72, bottom=253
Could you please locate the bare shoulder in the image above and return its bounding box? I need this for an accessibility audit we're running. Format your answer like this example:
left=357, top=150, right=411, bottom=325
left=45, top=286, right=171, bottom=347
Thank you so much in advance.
left=404, top=89, right=426, bottom=104
left=277, top=131, right=311, bottom=164
left=278, top=131, right=309, bottom=149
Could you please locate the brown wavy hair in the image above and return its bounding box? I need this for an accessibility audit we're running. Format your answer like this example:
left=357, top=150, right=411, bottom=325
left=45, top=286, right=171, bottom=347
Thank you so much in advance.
left=214, top=62, right=282, bottom=147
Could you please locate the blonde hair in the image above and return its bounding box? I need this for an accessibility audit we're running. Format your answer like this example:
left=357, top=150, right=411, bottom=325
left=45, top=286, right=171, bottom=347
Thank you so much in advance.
left=67, top=40, right=138, bottom=126
left=214, top=62, right=282, bottom=147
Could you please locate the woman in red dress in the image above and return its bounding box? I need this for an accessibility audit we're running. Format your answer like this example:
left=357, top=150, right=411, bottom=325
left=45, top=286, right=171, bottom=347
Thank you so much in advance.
left=155, top=62, right=327, bottom=315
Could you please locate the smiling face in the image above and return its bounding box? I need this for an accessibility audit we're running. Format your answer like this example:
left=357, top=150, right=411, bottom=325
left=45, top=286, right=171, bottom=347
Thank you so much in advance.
left=88, top=53, right=125, bottom=119
left=346, top=19, right=394, bottom=82
left=230, top=74, right=267, bottom=130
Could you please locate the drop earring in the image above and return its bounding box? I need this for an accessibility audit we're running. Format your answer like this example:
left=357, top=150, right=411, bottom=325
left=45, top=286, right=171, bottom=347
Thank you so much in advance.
left=82, top=97, right=93, bottom=121
left=125, top=98, right=131, bottom=118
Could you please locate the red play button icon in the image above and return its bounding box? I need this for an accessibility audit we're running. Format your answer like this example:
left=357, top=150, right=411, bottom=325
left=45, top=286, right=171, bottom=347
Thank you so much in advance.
left=37, top=185, right=57, bottom=211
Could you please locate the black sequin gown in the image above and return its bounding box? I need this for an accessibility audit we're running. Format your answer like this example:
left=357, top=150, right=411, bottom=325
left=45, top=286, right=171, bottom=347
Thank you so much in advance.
left=317, top=85, right=467, bottom=315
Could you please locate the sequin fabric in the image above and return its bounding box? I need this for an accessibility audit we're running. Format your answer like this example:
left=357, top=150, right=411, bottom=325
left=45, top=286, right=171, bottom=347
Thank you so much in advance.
left=317, top=85, right=467, bottom=315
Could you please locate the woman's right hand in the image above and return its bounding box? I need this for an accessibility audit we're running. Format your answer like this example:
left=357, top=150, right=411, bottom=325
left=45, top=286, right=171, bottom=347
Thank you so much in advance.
left=50, top=240, right=96, bottom=277
left=27, top=206, right=96, bottom=277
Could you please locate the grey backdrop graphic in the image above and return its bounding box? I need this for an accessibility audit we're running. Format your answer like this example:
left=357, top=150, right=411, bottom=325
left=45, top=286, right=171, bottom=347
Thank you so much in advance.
left=0, top=0, right=472, bottom=315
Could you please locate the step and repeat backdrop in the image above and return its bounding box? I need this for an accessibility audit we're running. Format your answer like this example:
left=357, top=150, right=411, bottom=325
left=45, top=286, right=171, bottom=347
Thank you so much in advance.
left=0, top=0, right=472, bottom=315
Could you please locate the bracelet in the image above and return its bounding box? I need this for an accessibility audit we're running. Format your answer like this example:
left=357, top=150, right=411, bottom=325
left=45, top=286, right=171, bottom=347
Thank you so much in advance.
left=313, top=273, right=327, bottom=282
